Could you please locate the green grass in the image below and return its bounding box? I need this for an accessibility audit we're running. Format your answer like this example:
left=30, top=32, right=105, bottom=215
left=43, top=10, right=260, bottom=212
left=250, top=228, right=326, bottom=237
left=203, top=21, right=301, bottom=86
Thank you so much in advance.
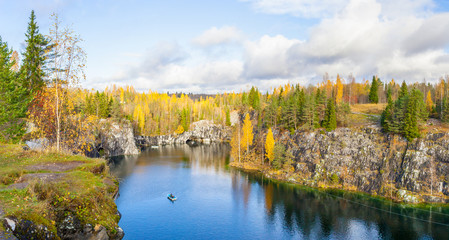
left=0, top=144, right=119, bottom=237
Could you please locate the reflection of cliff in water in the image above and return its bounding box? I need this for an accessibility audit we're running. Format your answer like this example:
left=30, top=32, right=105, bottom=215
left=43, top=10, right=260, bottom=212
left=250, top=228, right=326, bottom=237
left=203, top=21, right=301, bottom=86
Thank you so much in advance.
left=232, top=172, right=449, bottom=239
left=110, top=144, right=449, bottom=239
left=109, top=144, right=230, bottom=180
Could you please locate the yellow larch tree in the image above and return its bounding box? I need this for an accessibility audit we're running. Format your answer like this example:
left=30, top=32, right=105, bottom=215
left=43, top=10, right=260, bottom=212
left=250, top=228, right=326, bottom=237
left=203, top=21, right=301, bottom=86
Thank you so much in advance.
left=265, top=128, right=275, bottom=163
left=426, top=90, right=433, bottom=112
left=335, top=74, right=343, bottom=104
left=241, top=113, right=253, bottom=154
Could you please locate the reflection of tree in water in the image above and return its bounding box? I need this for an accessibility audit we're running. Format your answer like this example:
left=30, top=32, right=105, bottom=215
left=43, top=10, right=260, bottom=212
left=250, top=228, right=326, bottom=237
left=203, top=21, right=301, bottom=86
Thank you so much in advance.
left=108, top=154, right=139, bottom=179
left=251, top=174, right=449, bottom=240
left=183, top=144, right=231, bottom=171
left=111, top=144, right=449, bottom=239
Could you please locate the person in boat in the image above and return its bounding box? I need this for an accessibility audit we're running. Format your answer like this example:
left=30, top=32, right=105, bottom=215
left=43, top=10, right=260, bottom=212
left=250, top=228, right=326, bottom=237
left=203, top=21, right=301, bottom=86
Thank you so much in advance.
left=169, top=193, right=174, bottom=198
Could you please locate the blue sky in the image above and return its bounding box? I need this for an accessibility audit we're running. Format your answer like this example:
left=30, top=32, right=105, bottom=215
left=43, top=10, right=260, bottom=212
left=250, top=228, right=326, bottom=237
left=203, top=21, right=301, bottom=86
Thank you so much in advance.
left=1, top=0, right=449, bottom=93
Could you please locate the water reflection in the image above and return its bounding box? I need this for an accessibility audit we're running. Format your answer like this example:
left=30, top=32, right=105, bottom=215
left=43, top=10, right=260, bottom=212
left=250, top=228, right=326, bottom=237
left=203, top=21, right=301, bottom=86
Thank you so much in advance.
left=110, top=144, right=449, bottom=240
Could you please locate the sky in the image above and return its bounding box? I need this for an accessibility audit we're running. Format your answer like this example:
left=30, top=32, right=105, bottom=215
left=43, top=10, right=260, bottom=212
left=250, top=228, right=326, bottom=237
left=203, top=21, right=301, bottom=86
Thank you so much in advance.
left=1, top=0, right=449, bottom=93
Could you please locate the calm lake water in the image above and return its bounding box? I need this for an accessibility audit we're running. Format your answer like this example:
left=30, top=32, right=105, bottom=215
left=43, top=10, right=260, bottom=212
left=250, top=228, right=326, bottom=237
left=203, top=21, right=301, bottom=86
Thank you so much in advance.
left=109, top=144, right=449, bottom=240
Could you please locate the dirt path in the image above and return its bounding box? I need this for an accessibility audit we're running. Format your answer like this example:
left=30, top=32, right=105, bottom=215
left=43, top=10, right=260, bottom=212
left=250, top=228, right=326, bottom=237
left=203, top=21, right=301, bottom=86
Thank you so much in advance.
left=25, top=161, right=83, bottom=172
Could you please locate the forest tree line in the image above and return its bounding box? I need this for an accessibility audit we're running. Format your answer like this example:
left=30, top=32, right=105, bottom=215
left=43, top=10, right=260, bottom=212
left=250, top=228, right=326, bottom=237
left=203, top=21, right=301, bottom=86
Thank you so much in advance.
left=2, top=11, right=449, bottom=155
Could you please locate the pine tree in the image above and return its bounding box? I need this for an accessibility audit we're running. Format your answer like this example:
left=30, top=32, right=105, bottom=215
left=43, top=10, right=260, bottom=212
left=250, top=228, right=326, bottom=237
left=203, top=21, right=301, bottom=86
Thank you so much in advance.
left=21, top=10, right=47, bottom=93
left=265, top=128, right=275, bottom=162
left=369, top=76, right=379, bottom=103
left=324, top=98, right=337, bottom=131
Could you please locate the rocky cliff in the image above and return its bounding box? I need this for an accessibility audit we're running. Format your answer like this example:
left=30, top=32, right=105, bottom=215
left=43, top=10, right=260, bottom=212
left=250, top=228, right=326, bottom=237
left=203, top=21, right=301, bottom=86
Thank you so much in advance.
left=96, top=120, right=139, bottom=157
left=135, top=120, right=231, bottom=148
left=240, top=127, right=449, bottom=204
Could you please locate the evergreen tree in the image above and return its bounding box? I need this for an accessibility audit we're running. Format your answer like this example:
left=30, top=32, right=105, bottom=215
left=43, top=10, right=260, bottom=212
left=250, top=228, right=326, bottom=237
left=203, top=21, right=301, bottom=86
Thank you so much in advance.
left=381, top=88, right=394, bottom=132
left=403, top=90, right=421, bottom=141
left=442, top=96, right=449, bottom=122
left=369, top=76, right=379, bottom=103
left=324, top=98, right=337, bottom=131
left=248, top=86, right=260, bottom=110
left=272, top=143, right=285, bottom=169
left=110, top=97, right=123, bottom=119
left=336, top=102, right=350, bottom=127
left=241, top=92, right=248, bottom=106
left=399, top=81, right=408, bottom=99
left=386, top=85, right=393, bottom=102
left=315, top=88, right=326, bottom=126
left=381, top=87, right=427, bottom=141
left=225, top=109, right=231, bottom=126
left=266, top=96, right=279, bottom=128
left=0, top=38, right=29, bottom=142
left=301, top=94, right=316, bottom=129
left=21, top=10, right=47, bottom=93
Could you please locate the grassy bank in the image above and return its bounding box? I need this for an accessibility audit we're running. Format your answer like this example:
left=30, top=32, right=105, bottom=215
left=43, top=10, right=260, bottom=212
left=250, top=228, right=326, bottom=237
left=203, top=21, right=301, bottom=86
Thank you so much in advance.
left=0, top=144, right=120, bottom=237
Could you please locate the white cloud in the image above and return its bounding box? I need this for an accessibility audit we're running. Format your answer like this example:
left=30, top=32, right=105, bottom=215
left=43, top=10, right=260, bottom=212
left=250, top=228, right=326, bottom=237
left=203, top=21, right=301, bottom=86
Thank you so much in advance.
left=192, top=26, right=243, bottom=47
left=96, top=0, right=449, bottom=92
left=243, top=35, right=302, bottom=79
left=238, top=0, right=449, bottom=84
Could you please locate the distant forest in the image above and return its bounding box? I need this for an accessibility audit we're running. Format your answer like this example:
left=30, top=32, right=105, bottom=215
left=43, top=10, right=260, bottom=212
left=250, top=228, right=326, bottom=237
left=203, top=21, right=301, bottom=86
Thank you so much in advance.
left=1, top=11, right=449, bottom=154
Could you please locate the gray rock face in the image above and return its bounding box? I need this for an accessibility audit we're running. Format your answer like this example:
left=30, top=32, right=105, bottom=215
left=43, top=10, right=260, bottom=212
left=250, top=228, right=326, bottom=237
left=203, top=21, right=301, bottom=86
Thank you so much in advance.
left=2, top=213, right=124, bottom=240
left=136, top=120, right=231, bottom=147
left=98, top=120, right=139, bottom=157
left=3, top=217, right=56, bottom=240
left=274, top=127, right=449, bottom=203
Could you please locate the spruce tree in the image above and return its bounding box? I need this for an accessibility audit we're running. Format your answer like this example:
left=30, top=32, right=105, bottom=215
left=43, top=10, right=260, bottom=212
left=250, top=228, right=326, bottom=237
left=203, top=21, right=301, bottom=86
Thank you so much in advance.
left=399, top=81, right=408, bottom=99
left=324, top=98, right=337, bottom=131
left=369, top=76, right=379, bottom=103
left=403, top=90, right=420, bottom=141
left=0, top=38, right=29, bottom=142
left=21, top=10, right=47, bottom=93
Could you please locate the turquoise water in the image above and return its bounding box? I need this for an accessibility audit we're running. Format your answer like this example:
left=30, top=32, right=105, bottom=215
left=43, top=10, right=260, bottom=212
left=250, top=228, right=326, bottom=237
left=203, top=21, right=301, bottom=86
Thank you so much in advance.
left=110, top=144, right=449, bottom=240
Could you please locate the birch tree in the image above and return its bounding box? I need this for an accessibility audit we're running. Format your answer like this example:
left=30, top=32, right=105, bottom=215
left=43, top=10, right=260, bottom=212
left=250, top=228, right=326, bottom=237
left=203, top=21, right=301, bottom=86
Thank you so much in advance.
left=47, top=13, right=86, bottom=151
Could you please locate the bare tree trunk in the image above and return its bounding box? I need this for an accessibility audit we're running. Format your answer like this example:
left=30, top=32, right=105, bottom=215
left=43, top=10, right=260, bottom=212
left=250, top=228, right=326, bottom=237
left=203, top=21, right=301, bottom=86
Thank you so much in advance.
left=54, top=21, right=60, bottom=152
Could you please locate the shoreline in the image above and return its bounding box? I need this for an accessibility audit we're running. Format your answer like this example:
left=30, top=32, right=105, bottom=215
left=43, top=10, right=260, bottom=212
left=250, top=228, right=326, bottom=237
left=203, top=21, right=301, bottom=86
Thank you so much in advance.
left=0, top=144, right=124, bottom=240
left=229, top=161, right=449, bottom=206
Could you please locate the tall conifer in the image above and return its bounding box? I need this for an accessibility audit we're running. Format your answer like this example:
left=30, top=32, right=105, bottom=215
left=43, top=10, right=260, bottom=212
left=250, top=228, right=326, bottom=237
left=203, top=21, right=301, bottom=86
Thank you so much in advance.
left=21, top=10, right=47, bottom=93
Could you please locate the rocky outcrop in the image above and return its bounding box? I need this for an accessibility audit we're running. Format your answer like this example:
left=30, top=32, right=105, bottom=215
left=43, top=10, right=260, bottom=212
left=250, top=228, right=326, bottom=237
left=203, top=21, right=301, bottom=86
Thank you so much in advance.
left=258, top=127, right=449, bottom=203
left=3, top=214, right=124, bottom=240
left=97, top=120, right=139, bottom=157
left=135, top=120, right=231, bottom=148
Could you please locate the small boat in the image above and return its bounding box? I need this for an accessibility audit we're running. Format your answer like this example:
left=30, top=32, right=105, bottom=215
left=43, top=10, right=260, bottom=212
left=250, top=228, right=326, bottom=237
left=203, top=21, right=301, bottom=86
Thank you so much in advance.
left=167, top=194, right=177, bottom=201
